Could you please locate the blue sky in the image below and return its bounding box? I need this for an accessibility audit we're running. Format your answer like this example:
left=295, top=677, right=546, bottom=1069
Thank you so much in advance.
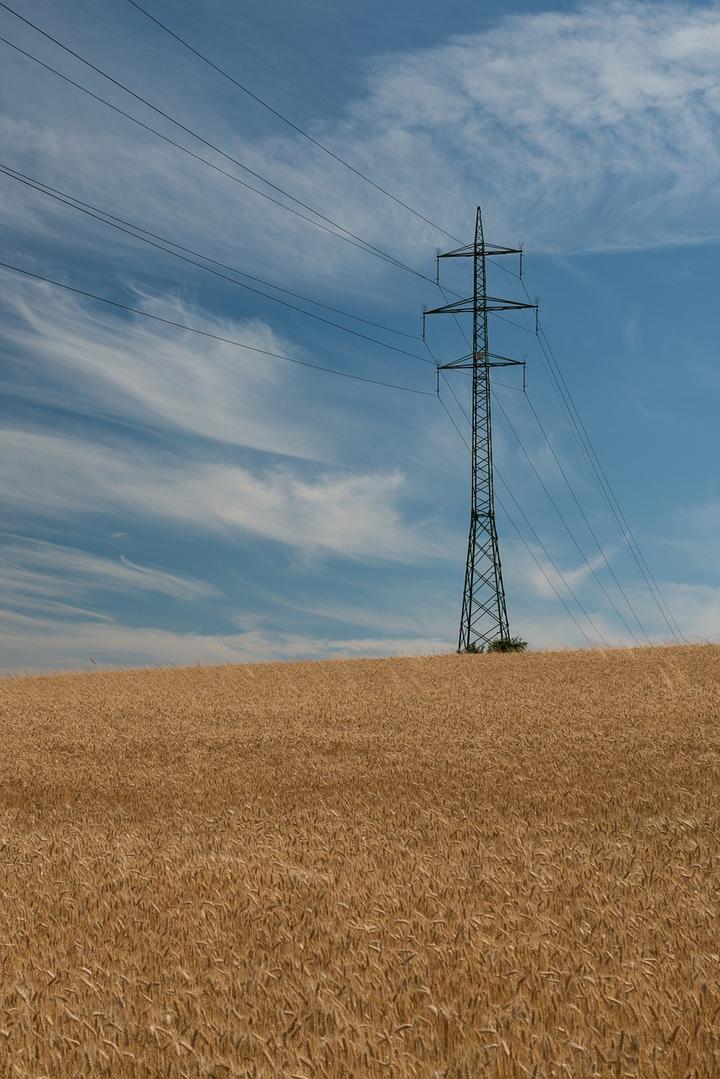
left=1, top=0, right=719, bottom=670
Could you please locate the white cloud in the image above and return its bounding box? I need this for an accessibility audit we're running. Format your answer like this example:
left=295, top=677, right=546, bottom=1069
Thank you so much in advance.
left=0, top=425, right=447, bottom=562
left=0, top=607, right=451, bottom=674
left=0, top=536, right=217, bottom=611
left=346, top=0, right=720, bottom=252
left=0, top=277, right=336, bottom=461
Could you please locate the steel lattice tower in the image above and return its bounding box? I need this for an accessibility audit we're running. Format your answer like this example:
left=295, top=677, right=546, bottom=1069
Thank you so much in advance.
left=425, top=207, right=537, bottom=651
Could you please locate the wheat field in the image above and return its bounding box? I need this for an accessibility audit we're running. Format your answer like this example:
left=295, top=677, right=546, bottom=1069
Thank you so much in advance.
left=1, top=645, right=719, bottom=1077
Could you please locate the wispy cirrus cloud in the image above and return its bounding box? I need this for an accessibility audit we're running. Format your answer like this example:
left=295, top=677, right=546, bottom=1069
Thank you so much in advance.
left=0, top=424, right=448, bottom=563
left=0, top=278, right=337, bottom=460
left=340, top=0, right=720, bottom=253
left=0, top=535, right=217, bottom=614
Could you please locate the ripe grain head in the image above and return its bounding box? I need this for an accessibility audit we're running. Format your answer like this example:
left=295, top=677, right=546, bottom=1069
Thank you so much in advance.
left=0, top=644, right=719, bottom=1075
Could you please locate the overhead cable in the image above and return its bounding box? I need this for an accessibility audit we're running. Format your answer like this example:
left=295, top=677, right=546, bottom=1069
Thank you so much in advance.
left=515, top=270, right=684, bottom=641
left=491, top=389, right=646, bottom=643
left=0, top=260, right=434, bottom=396
left=0, top=164, right=432, bottom=365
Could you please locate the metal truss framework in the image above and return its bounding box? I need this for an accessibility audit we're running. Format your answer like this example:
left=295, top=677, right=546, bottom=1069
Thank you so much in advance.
left=425, top=207, right=537, bottom=651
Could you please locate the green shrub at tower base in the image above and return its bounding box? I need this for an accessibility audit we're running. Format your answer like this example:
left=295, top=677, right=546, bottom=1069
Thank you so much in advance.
left=461, top=636, right=528, bottom=654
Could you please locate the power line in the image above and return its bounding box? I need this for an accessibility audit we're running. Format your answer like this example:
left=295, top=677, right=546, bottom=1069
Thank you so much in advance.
left=0, top=163, right=432, bottom=366
left=491, top=389, right=646, bottom=643
left=0, top=163, right=418, bottom=336
left=437, top=390, right=596, bottom=647
left=436, top=387, right=469, bottom=448
left=0, top=260, right=434, bottom=397
left=535, top=323, right=684, bottom=641
left=496, top=481, right=597, bottom=648
left=487, top=257, right=522, bottom=280
left=0, top=9, right=444, bottom=289
left=435, top=281, right=473, bottom=352
left=439, top=376, right=607, bottom=645
left=493, top=378, right=525, bottom=392
left=515, top=268, right=684, bottom=640
left=125, top=0, right=465, bottom=245
left=520, top=390, right=653, bottom=641
left=493, top=310, right=537, bottom=334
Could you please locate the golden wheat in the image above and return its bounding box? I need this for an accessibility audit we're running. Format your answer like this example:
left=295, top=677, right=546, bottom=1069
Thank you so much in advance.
left=0, top=644, right=719, bottom=1076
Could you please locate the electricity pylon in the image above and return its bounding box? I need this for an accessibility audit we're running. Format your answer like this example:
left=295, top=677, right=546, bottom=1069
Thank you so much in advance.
left=424, top=207, right=537, bottom=652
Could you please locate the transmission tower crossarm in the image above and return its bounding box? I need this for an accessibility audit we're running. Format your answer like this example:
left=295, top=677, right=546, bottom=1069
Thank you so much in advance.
left=425, top=296, right=537, bottom=316
left=439, top=352, right=525, bottom=371
left=438, top=243, right=523, bottom=259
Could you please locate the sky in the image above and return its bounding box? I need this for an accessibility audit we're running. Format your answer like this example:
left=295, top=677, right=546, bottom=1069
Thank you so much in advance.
left=0, top=0, right=719, bottom=671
